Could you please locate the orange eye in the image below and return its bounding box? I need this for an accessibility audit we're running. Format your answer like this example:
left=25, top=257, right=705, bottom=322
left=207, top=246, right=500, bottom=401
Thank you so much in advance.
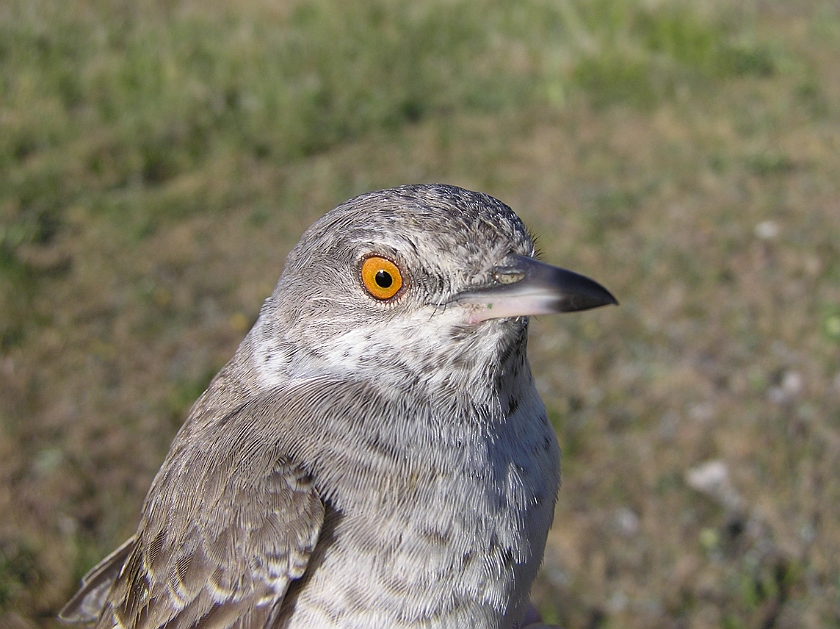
left=360, top=256, right=403, bottom=300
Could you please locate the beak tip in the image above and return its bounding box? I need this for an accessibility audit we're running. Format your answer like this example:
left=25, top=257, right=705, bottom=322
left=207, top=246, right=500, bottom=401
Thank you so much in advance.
left=560, top=281, right=618, bottom=313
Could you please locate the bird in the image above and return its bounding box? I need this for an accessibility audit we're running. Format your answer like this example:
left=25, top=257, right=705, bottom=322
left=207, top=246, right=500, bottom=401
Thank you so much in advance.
left=60, top=184, right=617, bottom=629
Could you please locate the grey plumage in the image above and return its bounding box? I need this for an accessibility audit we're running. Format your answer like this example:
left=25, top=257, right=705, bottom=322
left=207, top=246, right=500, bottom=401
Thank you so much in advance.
left=61, top=184, right=616, bottom=629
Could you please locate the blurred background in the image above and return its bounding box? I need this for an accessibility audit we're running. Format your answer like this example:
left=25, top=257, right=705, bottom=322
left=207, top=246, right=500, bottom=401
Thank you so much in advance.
left=1, top=0, right=839, bottom=627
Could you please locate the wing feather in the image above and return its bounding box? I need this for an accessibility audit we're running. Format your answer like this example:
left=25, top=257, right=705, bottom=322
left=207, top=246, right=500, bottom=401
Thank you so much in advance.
left=60, top=375, right=383, bottom=629
left=61, top=395, right=326, bottom=629
left=60, top=537, right=136, bottom=623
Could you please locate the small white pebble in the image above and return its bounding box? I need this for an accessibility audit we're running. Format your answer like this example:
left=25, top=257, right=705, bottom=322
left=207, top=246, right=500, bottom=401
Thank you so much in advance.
left=686, top=459, right=743, bottom=510
left=615, top=507, right=640, bottom=537
left=754, top=220, right=780, bottom=240
left=782, top=371, right=802, bottom=395
left=769, top=370, right=803, bottom=403
left=686, top=460, right=729, bottom=495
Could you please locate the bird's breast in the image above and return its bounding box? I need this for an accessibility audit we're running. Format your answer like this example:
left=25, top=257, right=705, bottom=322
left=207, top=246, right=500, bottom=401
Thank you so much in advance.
left=284, top=385, right=560, bottom=629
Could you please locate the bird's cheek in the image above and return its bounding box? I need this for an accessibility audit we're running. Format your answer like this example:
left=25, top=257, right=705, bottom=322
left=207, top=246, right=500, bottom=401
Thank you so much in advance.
left=456, top=302, right=497, bottom=325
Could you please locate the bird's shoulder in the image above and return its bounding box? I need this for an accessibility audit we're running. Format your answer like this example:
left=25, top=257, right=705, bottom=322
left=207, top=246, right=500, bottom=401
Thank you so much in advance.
left=61, top=382, right=334, bottom=629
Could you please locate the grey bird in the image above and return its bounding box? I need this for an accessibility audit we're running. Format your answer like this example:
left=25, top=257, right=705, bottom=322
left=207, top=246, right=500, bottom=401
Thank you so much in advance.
left=60, top=184, right=616, bottom=629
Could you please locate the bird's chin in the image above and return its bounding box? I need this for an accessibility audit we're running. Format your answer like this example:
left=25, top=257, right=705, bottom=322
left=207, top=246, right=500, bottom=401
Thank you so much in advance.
left=460, top=314, right=530, bottom=343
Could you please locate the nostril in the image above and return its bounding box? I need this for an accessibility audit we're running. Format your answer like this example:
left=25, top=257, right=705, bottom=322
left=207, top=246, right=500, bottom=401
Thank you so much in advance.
left=492, top=270, right=525, bottom=285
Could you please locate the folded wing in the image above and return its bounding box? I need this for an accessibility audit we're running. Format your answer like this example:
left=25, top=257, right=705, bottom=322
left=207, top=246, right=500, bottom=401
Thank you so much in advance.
left=60, top=396, right=326, bottom=629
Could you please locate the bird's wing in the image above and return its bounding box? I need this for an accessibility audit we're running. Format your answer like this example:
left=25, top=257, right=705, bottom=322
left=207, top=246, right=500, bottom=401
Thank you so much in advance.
left=60, top=396, right=326, bottom=629
left=60, top=537, right=137, bottom=623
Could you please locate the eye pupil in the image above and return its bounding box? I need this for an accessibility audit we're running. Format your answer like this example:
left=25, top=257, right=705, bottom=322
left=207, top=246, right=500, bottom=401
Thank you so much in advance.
left=375, top=270, right=392, bottom=288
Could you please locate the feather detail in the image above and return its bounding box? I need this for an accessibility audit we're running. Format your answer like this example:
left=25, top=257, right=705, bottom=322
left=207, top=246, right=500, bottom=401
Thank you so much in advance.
left=60, top=537, right=136, bottom=623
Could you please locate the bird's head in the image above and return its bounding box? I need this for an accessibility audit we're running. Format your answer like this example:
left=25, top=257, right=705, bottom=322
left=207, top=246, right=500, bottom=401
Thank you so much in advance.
left=249, top=184, right=616, bottom=391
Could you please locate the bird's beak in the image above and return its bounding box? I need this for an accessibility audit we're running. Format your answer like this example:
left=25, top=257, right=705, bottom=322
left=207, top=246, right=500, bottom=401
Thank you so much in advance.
left=454, top=255, right=618, bottom=324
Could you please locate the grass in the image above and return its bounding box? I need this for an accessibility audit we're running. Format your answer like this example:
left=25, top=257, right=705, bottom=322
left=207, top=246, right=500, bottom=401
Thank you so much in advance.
left=0, top=0, right=782, bottom=252
left=2, top=0, right=839, bottom=627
